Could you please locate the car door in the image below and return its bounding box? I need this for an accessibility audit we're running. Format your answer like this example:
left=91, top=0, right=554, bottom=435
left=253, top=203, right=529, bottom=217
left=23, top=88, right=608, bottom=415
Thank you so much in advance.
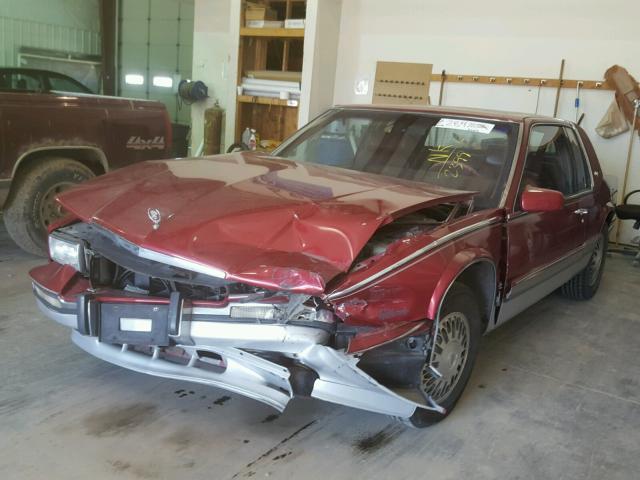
left=497, top=123, right=595, bottom=324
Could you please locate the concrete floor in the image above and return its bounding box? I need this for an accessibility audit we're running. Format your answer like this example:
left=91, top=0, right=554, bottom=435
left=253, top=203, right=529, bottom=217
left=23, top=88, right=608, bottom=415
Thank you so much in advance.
left=1, top=221, right=640, bottom=480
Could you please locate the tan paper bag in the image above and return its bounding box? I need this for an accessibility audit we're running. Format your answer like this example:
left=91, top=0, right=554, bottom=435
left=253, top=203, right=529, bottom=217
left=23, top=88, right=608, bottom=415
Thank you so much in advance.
left=596, top=99, right=629, bottom=138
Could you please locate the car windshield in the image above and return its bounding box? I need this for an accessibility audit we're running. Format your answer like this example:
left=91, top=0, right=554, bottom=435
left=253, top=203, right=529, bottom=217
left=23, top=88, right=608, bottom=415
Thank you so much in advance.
left=274, top=108, right=520, bottom=209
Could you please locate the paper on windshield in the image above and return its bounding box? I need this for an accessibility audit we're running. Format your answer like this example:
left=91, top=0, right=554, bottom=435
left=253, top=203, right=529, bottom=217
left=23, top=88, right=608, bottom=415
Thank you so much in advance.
left=435, top=118, right=495, bottom=134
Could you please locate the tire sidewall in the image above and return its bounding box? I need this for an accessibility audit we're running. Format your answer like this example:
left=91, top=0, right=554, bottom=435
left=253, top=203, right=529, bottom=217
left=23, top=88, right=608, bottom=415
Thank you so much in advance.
left=584, top=228, right=608, bottom=297
left=7, top=159, right=94, bottom=254
left=28, top=166, right=92, bottom=247
left=559, top=225, right=609, bottom=301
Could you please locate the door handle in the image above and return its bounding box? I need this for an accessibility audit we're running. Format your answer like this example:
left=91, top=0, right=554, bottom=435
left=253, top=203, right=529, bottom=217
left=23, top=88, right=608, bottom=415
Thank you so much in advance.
left=574, top=208, right=588, bottom=215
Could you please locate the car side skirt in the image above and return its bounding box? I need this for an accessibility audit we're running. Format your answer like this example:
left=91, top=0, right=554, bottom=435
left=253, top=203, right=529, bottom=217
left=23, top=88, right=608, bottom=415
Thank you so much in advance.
left=494, top=236, right=596, bottom=327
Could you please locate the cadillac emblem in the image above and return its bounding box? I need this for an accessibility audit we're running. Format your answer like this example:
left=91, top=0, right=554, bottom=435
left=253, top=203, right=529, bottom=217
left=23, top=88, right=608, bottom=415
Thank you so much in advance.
left=147, top=208, right=162, bottom=230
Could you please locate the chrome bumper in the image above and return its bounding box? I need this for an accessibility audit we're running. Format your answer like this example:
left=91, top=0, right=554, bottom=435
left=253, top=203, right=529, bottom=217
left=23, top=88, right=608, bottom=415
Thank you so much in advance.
left=34, top=282, right=445, bottom=419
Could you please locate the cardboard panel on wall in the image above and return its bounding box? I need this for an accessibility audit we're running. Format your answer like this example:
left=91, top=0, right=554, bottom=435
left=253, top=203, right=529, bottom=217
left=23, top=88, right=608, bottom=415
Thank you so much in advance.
left=372, top=61, right=432, bottom=105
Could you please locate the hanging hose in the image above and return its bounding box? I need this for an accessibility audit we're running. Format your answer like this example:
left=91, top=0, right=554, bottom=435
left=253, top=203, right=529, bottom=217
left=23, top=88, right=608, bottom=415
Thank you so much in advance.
left=178, top=79, right=209, bottom=105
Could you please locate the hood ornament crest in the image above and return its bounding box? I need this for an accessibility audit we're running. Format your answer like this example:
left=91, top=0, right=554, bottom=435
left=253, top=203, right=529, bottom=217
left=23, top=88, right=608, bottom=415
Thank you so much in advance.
left=147, top=208, right=162, bottom=230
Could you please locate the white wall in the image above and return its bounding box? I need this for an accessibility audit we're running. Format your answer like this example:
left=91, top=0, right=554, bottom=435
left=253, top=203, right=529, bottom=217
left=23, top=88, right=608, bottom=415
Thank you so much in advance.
left=334, top=0, right=640, bottom=243
left=191, top=0, right=240, bottom=153
left=298, top=0, right=342, bottom=125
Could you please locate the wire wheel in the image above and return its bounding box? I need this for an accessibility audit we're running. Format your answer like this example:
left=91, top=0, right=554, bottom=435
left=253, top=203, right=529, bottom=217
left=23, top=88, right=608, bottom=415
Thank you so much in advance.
left=420, top=312, right=470, bottom=403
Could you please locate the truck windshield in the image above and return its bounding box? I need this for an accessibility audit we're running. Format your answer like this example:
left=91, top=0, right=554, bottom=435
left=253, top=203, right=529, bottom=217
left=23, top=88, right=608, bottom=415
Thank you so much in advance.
left=274, top=109, right=520, bottom=209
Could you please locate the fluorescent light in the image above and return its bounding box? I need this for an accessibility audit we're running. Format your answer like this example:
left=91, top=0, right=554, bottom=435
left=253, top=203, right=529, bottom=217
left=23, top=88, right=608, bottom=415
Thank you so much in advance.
left=125, top=74, right=144, bottom=85
left=152, top=75, right=173, bottom=88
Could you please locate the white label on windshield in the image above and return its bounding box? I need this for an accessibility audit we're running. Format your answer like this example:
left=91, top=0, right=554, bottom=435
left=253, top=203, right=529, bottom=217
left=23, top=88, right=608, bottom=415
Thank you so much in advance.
left=436, top=118, right=495, bottom=134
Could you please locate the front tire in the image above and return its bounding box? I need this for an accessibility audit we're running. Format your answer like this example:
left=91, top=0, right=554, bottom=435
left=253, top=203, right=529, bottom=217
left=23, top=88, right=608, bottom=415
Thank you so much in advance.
left=560, top=228, right=607, bottom=300
left=3, top=158, right=94, bottom=256
left=408, top=283, right=482, bottom=428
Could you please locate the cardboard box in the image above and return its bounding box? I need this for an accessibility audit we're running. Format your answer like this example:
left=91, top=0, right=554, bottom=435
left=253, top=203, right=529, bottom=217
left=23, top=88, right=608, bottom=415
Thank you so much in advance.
left=245, top=20, right=284, bottom=28
left=284, top=19, right=305, bottom=29
left=245, top=2, right=277, bottom=21
left=372, top=61, right=432, bottom=106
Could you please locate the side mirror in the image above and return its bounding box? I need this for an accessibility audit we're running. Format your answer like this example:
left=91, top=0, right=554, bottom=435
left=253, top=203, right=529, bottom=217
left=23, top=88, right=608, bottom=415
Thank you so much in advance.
left=521, top=187, right=564, bottom=212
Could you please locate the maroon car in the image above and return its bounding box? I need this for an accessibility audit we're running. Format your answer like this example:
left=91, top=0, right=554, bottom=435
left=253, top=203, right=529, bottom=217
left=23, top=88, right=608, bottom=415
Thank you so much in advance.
left=30, top=105, right=612, bottom=427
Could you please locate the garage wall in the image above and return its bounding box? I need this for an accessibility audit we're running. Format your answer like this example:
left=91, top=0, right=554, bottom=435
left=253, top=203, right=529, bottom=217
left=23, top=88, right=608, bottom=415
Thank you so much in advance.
left=0, top=0, right=100, bottom=66
left=118, top=0, right=194, bottom=125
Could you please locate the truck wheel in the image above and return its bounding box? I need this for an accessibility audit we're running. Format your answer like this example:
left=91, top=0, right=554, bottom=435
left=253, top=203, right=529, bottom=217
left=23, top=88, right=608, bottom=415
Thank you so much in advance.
left=560, top=228, right=607, bottom=300
left=3, top=158, right=94, bottom=256
left=407, top=283, right=482, bottom=428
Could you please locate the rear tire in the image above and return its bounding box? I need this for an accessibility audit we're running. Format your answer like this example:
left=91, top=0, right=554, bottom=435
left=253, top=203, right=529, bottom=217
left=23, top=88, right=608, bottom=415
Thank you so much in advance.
left=3, top=158, right=94, bottom=256
left=560, top=228, right=607, bottom=300
left=408, top=283, right=482, bottom=428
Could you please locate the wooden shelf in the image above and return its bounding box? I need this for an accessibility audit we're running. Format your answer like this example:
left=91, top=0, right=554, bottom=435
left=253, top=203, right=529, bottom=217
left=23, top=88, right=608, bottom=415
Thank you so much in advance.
left=240, top=27, right=304, bottom=38
left=237, top=95, right=299, bottom=107
left=236, top=1, right=306, bottom=143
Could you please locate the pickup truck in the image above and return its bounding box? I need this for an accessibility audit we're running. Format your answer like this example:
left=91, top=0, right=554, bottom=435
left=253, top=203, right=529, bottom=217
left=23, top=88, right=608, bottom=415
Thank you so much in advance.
left=0, top=68, right=172, bottom=255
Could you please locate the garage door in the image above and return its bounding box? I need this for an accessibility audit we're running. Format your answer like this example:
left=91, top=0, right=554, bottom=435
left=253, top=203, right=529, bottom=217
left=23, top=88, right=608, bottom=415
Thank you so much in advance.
left=118, top=0, right=194, bottom=125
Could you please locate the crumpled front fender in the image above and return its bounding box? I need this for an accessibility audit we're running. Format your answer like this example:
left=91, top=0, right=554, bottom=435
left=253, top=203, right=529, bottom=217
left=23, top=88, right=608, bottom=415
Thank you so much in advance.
left=426, top=248, right=497, bottom=321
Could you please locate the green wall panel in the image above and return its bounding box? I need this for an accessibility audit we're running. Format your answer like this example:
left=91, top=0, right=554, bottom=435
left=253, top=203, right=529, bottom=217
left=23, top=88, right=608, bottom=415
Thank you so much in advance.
left=0, top=0, right=100, bottom=67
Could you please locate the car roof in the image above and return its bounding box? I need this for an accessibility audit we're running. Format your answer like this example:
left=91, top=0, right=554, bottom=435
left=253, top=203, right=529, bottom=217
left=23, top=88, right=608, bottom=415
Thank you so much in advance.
left=0, top=67, right=70, bottom=76
left=335, top=103, right=566, bottom=124
left=0, top=67, right=92, bottom=93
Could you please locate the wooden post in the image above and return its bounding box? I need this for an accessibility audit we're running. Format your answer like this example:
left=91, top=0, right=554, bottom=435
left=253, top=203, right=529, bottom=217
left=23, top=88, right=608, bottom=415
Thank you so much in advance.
left=282, top=0, right=292, bottom=71
left=100, top=0, right=117, bottom=95
left=553, top=59, right=565, bottom=117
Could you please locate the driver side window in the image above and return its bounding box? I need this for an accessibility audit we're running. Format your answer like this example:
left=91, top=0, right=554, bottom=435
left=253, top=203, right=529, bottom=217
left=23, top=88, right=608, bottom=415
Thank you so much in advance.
left=520, top=125, right=591, bottom=198
left=8, top=72, right=42, bottom=92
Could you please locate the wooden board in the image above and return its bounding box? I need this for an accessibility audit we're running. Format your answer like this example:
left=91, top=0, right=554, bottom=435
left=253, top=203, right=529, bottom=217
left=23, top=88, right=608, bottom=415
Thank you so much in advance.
left=237, top=95, right=299, bottom=107
left=240, top=27, right=304, bottom=38
left=236, top=101, right=299, bottom=143
left=434, top=72, right=615, bottom=91
left=246, top=70, right=302, bottom=82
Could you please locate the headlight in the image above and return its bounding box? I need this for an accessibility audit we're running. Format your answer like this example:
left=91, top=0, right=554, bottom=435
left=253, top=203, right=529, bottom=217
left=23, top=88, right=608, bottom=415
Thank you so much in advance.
left=48, top=233, right=85, bottom=272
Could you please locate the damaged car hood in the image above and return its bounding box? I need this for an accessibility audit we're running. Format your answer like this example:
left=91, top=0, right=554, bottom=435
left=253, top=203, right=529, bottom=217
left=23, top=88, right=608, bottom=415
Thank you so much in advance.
left=57, top=153, right=473, bottom=293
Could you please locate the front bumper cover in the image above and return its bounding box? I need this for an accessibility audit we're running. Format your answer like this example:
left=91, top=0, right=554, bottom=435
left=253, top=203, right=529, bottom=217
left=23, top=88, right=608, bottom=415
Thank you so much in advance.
left=33, top=281, right=445, bottom=419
